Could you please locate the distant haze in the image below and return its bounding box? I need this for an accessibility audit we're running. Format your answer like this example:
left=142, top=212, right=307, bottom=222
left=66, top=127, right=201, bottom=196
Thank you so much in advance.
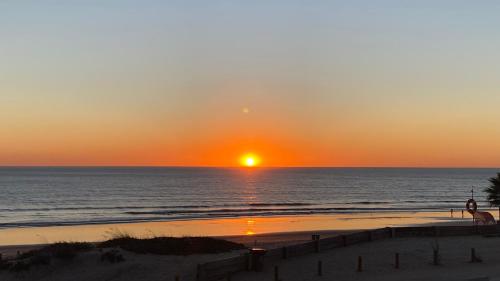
left=2, top=1, right=500, bottom=167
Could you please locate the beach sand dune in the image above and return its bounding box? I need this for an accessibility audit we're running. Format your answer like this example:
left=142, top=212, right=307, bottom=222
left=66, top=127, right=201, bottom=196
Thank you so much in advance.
left=0, top=249, right=244, bottom=281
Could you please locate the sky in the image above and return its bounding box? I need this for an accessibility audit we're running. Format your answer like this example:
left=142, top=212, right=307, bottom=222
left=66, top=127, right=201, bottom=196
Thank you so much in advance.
left=2, top=0, right=500, bottom=167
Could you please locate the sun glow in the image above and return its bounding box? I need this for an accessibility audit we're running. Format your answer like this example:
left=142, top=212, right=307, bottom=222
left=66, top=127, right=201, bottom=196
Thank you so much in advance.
left=240, top=154, right=260, bottom=167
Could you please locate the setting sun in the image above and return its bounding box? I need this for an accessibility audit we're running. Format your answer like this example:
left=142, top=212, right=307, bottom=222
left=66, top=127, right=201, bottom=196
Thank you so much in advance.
left=240, top=154, right=261, bottom=167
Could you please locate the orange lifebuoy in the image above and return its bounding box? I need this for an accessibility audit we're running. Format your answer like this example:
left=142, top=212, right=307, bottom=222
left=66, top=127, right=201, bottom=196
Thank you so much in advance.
left=466, top=199, right=477, bottom=213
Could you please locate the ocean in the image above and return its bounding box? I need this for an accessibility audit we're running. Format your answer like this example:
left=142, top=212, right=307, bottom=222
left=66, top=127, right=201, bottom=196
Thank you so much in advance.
left=0, top=167, right=496, bottom=228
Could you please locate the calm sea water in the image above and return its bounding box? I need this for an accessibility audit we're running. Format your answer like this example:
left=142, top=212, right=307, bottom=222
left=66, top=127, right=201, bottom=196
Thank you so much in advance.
left=0, top=167, right=497, bottom=228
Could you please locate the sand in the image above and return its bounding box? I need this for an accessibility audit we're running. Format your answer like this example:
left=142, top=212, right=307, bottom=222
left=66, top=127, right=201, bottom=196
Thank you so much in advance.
left=233, top=235, right=500, bottom=281
left=0, top=211, right=475, bottom=246
left=0, top=248, right=245, bottom=281
left=0, top=212, right=491, bottom=281
left=2, top=229, right=500, bottom=281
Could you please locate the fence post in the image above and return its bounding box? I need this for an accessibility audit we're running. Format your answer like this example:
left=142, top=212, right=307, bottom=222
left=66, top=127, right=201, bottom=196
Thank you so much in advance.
left=357, top=256, right=363, bottom=272
left=282, top=247, right=288, bottom=259
left=317, top=260, right=322, bottom=276
left=433, top=250, right=439, bottom=266
left=196, top=264, right=202, bottom=280
left=434, top=226, right=440, bottom=237
left=274, top=265, right=280, bottom=281
left=312, top=234, right=321, bottom=252
left=395, top=253, right=399, bottom=269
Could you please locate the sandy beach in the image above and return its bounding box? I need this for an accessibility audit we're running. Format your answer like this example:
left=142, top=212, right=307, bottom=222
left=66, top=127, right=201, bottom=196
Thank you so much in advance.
left=234, top=234, right=500, bottom=281
left=1, top=223, right=499, bottom=281
left=0, top=213, right=493, bottom=281
left=0, top=210, right=478, bottom=246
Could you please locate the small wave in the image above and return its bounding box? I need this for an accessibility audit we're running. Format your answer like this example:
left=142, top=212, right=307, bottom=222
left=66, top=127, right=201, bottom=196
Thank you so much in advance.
left=124, top=206, right=454, bottom=216
left=248, top=203, right=312, bottom=207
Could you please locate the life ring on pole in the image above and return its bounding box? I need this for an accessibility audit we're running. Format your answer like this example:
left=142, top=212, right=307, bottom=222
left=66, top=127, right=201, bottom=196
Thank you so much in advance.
left=466, top=199, right=478, bottom=213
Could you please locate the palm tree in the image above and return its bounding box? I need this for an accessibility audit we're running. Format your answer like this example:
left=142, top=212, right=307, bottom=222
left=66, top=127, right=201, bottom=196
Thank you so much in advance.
left=484, top=173, right=500, bottom=207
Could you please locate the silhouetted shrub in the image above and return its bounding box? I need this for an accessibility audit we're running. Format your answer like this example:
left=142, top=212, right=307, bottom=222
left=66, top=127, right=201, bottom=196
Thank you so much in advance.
left=0, top=242, right=95, bottom=272
left=9, top=261, right=30, bottom=272
left=99, top=236, right=246, bottom=255
left=20, top=242, right=93, bottom=261
left=100, top=249, right=125, bottom=263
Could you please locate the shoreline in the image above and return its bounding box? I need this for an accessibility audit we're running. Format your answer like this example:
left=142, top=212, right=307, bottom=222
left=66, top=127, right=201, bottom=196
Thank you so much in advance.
left=0, top=210, right=482, bottom=253
left=0, top=209, right=477, bottom=229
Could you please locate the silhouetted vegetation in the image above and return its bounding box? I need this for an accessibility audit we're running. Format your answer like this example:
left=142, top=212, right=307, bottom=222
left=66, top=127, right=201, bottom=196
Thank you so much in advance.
left=0, top=236, right=244, bottom=273
left=100, top=249, right=125, bottom=263
left=0, top=242, right=93, bottom=272
left=484, top=173, right=500, bottom=207
left=20, top=242, right=94, bottom=260
left=99, top=236, right=246, bottom=255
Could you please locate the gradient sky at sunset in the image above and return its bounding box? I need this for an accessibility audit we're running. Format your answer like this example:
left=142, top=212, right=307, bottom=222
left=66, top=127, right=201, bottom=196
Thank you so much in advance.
left=2, top=1, right=500, bottom=167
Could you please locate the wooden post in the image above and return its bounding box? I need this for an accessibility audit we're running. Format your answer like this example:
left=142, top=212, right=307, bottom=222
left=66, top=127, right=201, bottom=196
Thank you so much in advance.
left=312, top=235, right=321, bottom=253
left=395, top=253, right=399, bottom=269
left=471, top=248, right=476, bottom=263
left=282, top=247, right=288, bottom=259
left=196, top=264, right=201, bottom=280
left=462, top=210, right=464, bottom=218
left=433, top=250, right=439, bottom=266
left=311, top=234, right=320, bottom=240
left=274, top=265, right=280, bottom=281
left=450, top=209, right=453, bottom=218
left=315, top=239, right=320, bottom=252
left=317, top=260, right=322, bottom=276
left=357, top=256, right=363, bottom=272
left=434, top=226, right=440, bottom=237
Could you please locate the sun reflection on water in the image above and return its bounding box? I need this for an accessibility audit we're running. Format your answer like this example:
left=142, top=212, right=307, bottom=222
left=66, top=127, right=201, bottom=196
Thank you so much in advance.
left=245, top=219, right=256, bottom=235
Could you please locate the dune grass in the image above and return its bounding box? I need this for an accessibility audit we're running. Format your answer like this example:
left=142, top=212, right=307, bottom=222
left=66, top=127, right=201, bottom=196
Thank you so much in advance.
left=19, top=242, right=94, bottom=260
left=0, top=235, right=246, bottom=272
left=99, top=236, right=246, bottom=255
left=1, top=242, right=94, bottom=272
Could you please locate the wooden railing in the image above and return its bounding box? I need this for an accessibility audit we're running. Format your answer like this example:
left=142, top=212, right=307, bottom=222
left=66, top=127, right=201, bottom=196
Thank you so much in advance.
left=196, top=224, right=499, bottom=281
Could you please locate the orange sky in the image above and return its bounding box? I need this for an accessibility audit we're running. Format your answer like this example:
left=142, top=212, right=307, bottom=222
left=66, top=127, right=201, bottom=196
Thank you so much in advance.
left=2, top=2, right=500, bottom=167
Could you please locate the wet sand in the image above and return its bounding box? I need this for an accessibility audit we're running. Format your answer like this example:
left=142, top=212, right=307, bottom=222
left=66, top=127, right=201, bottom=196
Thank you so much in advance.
left=0, top=210, right=479, bottom=259
left=0, top=210, right=476, bottom=247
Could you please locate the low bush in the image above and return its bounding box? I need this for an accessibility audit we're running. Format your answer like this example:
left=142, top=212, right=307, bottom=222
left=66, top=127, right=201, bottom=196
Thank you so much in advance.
left=99, top=236, right=246, bottom=255
left=20, top=242, right=94, bottom=261
left=100, top=249, right=125, bottom=263
left=0, top=242, right=94, bottom=272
